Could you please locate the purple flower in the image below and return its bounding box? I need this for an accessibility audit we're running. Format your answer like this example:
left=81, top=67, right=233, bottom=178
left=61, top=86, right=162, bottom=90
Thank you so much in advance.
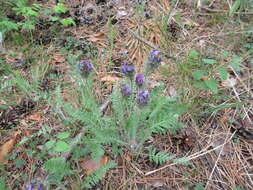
left=135, top=74, right=144, bottom=87
left=121, top=62, right=135, bottom=76
left=150, top=50, right=160, bottom=57
left=77, top=59, right=94, bottom=77
left=25, top=184, right=34, bottom=190
left=38, top=183, right=44, bottom=190
left=137, top=90, right=149, bottom=105
left=147, top=50, right=162, bottom=68
left=121, top=85, right=132, bottom=97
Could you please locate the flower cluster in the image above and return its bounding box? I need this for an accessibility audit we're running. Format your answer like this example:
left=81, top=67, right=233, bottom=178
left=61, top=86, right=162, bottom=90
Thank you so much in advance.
left=77, top=59, right=94, bottom=77
left=121, top=62, right=135, bottom=77
left=147, top=50, right=162, bottom=69
left=135, top=74, right=144, bottom=87
left=137, top=90, right=149, bottom=105
left=119, top=50, right=162, bottom=105
left=25, top=182, right=44, bottom=190
left=121, top=85, right=132, bottom=97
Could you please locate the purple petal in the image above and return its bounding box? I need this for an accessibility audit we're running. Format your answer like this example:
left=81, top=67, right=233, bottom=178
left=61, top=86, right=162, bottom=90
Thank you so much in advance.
left=121, top=85, right=132, bottom=97
left=137, top=90, right=149, bottom=104
left=25, top=184, right=34, bottom=190
left=135, top=74, right=145, bottom=87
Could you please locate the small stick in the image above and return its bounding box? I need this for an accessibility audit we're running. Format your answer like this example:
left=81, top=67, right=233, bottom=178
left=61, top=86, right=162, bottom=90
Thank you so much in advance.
left=192, top=30, right=253, bottom=42
left=127, top=29, right=176, bottom=60
left=145, top=131, right=236, bottom=176
left=205, top=130, right=231, bottom=189
left=199, top=6, right=253, bottom=15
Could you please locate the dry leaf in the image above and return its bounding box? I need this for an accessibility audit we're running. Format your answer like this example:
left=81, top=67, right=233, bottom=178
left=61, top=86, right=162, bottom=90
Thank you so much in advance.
left=87, top=33, right=106, bottom=47
left=27, top=112, right=41, bottom=121
left=88, top=33, right=105, bottom=43
left=151, top=180, right=164, bottom=187
left=50, top=52, right=65, bottom=65
left=0, top=100, right=6, bottom=105
left=100, top=75, right=120, bottom=83
left=0, top=131, right=21, bottom=164
left=80, top=156, right=108, bottom=175
left=168, top=86, right=177, bottom=97
left=116, top=10, right=128, bottom=18
left=0, top=139, right=15, bottom=164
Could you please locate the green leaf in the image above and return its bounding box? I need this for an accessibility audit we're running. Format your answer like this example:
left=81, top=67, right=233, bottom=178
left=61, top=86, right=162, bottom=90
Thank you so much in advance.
left=15, top=159, right=25, bottom=169
left=202, top=58, right=217, bottom=65
left=54, top=141, right=70, bottom=152
left=44, top=157, right=72, bottom=182
left=173, top=157, right=191, bottom=165
left=188, top=49, right=199, bottom=59
left=233, top=186, right=246, bottom=190
left=220, top=50, right=232, bottom=57
left=230, top=56, right=241, bottom=71
left=45, top=140, right=56, bottom=149
left=26, top=9, right=39, bottom=17
left=194, top=183, right=204, bottom=190
left=0, top=177, right=7, bottom=190
left=49, top=16, right=60, bottom=22
left=192, top=70, right=207, bottom=80
left=204, top=78, right=218, bottom=94
left=57, top=132, right=70, bottom=139
left=218, top=66, right=228, bottom=81
left=60, top=18, right=76, bottom=27
left=174, top=12, right=182, bottom=24
left=53, top=3, right=68, bottom=14
left=193, top=81, right=209, bottom=90
left=0, top=21, right=19, bottom=33
left=149, top=148, right=173, bottom=164
left=229, top=0, right=241, bottom=16
left=21, top=21, right=36, bottom=31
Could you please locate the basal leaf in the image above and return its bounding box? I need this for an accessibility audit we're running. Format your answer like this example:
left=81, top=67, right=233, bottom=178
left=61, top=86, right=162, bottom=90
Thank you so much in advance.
left=230, top=56, right=241, bottom=71
left=188, top=49, right=199, bottom=59
left=54, top=141, right=70, bottom=152
left=202, top=58, right=217, bottom=65
left=229, top=0, right=241, bottom=16
left=45, top=140, right=56, bottom=149
left=204, top=78, right=218, bottom=94
left=193, top=81, right=208, bottom=90
left=192, top=70, right=207, bottom=80
left=218, top=66, right=228, bottom=81
left=57, top=132, right=70, bottom=139
left=194, top=183, right=204, bottom=190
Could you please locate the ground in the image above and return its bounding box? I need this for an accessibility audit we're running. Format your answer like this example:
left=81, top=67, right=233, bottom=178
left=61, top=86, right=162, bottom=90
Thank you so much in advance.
left=0, top=0, right=253, bottom=190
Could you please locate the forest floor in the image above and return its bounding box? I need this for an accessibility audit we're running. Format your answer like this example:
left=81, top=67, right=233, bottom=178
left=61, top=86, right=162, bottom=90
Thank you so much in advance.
left=0, top=0, right=253, bottom=190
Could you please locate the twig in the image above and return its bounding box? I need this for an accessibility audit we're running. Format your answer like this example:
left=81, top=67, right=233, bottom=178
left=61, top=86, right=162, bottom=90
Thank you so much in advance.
left=129, top=162, right=144, bottom=175
left=199, top=6, right=253, bottom=15
left=192, top=30, right=253, bottom=42
left=128, top=29, right=158, bottom=50
left=205, top=130, right=231, bottom=189
left=127, top=29, right=176, bottom=60
left=99, top=99, right=111, bottom=113
left=145, top=132, right=236, bottom=176
left=232, top=86, right=252, bottom=124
